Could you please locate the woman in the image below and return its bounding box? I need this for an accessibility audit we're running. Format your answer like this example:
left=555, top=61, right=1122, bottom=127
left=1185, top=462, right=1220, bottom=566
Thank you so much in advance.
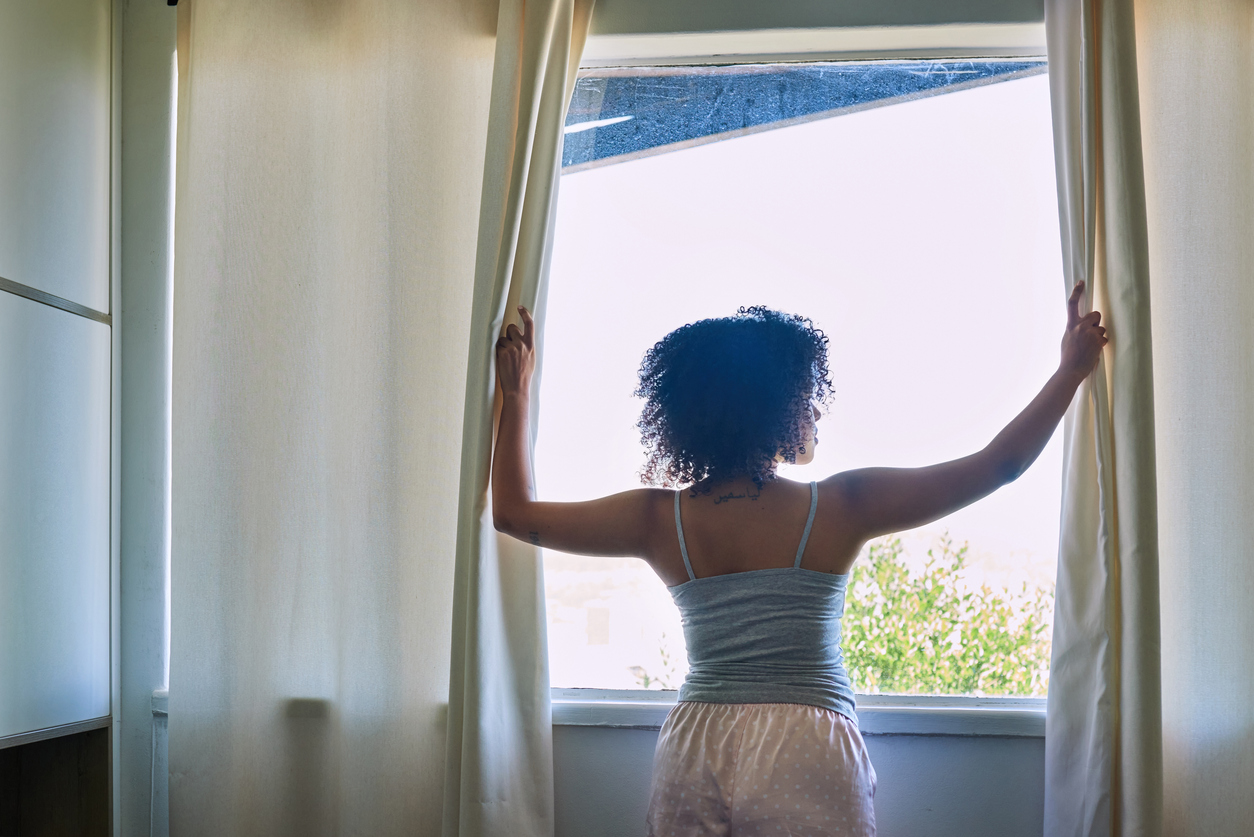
left=492, top=282, right=1106, bottom=836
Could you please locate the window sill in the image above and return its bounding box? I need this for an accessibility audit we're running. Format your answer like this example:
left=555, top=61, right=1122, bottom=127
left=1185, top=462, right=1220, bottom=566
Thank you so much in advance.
left=551, top=689, right=1045, bottom=737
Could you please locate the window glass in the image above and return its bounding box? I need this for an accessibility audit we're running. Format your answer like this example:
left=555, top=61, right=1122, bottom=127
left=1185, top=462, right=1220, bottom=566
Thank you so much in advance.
left=539, top=59, right=1060, bottom=697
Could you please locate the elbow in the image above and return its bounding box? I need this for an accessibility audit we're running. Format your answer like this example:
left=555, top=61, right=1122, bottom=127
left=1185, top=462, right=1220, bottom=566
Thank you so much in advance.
left=493, top=508, right=515, bottom=535
left=493, top=506, right=526, bottom=538
left=995, top=456, right=1028, bottom=486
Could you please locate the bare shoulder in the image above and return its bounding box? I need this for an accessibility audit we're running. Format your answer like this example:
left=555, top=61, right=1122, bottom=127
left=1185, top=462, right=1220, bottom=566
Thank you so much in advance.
left=633, top=486, right=685, bottom=575
left=816, top=471, right=866, bottom=510
left=630, top=486, right=676, bottom=508
left=814, top=473, right=873, bottom=572
left=818, top=469, right=876, bottom=500
left=613, top=486, right=677, bottom=541
left=637, top=486, right=678, bottom=529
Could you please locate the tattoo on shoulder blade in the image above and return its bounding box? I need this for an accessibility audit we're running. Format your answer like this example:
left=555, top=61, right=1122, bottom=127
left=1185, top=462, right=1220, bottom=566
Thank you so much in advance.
left=528, top=531, right=541, bottom=546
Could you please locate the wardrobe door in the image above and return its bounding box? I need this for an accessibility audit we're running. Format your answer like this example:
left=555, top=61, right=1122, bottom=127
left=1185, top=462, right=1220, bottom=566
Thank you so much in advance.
left=0, top=0, right=111, bottom=313
left=0, top=292, right=111, bottom=739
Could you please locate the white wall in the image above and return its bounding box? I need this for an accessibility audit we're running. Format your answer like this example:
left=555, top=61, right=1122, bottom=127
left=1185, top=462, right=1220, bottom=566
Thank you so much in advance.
left=0, top=0, right=114, bottom=742
left=554, top=726, right=1044, bottom=837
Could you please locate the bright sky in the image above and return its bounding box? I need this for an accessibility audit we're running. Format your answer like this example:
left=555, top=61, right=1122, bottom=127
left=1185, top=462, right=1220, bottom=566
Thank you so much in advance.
left=536, top=72, right=1064, bottom=690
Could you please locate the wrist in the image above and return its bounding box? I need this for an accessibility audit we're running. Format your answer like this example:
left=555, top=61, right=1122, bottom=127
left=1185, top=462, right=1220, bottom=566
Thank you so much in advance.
left=501, top=386, right=531, bottom=403
left=1054, top=365, right=1088, bottom=390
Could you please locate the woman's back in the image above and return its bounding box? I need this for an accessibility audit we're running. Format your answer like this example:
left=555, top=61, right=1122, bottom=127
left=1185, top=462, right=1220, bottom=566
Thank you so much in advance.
left=648, top=476, right=859, bottom=587
left=668, top=480, right=858, bottom=721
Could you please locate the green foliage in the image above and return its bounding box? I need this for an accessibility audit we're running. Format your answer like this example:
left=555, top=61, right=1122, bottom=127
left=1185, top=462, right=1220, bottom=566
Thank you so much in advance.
left=629, top=632, right=681, bottom=690
left=843, top=536, right=1053, bottom=697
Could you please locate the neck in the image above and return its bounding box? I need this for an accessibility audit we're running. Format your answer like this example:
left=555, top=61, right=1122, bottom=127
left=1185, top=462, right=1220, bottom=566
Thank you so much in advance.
left=695, top=470, right=777, bottom=495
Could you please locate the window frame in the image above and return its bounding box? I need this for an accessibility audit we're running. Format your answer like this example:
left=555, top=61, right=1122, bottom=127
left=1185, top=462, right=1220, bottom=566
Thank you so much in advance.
left=554, top=33, right=1054, bottom=734
left=553, top=689, right=1045, bottom=737
left=582, top=22, right=1047, bottom=69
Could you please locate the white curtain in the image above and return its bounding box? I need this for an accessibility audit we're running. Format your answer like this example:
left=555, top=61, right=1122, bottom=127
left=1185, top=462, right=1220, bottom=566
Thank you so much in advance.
left=1044, top=1, right=1163, bottom=835
left=169, top=0, right=495, bottom=833
left=442, top=1, right=592, bottom=836
left=1133, top=1, right=1254, bottom=834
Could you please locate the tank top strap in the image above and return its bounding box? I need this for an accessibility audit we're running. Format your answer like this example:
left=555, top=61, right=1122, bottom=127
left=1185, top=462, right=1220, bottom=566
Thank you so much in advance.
left=793, top=481, right=819, bottom=569
left=674, top=490, right=696, bottom=581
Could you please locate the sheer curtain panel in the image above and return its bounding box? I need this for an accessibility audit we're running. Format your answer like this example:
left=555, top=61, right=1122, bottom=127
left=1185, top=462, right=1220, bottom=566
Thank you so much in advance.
left=1044, top=1, right=1163, bottom=835
left=169, top=0, right=495, bottom=833
left=442, top=2, right=593, bottom=836
left=1134, top=0, right=1254, bottom=833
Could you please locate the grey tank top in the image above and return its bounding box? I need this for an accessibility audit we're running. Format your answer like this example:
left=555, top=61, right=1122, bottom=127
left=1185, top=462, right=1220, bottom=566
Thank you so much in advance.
left=668, top=481, right=858, bottom=723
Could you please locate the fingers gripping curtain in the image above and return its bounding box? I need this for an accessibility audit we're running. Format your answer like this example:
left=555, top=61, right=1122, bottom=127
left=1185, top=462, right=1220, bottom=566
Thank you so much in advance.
left=1044, top=1, right=1163, bottom=835
left=443, top=2, right=593, bottom=836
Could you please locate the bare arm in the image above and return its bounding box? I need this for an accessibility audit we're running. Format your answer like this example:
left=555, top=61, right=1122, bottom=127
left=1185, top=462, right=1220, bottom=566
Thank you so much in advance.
left=491, top=307, right=658, bottom=557
left=830, top=281, right=1108, bottom=541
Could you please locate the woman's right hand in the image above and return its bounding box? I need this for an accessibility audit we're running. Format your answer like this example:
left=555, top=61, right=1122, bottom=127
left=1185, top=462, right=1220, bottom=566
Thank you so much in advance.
left=496, top=306, right=536, bottom=396
left=1060, top=281, right=1108, bottom=381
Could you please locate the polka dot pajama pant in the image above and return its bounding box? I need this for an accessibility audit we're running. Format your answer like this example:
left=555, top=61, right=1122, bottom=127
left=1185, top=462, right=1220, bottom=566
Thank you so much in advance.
left=646, top=702, right=877, bottom=836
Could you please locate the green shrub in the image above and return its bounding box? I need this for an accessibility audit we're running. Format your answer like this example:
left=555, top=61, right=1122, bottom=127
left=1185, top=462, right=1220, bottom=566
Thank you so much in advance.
left=843, top=536, right=1052, bottom=697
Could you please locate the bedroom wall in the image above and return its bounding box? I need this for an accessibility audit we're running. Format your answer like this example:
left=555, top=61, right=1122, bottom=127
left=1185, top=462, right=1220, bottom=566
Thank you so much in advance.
left=554, top=726, right=1044, bottom=837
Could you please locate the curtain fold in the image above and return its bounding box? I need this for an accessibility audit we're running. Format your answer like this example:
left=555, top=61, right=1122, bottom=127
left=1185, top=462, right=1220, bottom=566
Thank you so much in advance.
left=169, top=1, right=496, bottom=833
left=442, top=2, right=593, bottom=836
left=1044, top=1, right=1163, bottom=835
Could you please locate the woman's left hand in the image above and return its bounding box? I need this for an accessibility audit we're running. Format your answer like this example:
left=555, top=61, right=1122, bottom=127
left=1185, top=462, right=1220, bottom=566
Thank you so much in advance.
left=496, top=306, right=536, bottom=396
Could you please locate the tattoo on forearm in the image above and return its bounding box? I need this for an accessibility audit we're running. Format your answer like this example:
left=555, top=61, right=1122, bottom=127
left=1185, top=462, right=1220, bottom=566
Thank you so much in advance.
left=528, top=531, right=541, bottom=546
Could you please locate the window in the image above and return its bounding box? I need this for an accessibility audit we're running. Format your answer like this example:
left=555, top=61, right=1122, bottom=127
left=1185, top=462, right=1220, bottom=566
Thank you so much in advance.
left=538, top=58, right=1061, bottom=699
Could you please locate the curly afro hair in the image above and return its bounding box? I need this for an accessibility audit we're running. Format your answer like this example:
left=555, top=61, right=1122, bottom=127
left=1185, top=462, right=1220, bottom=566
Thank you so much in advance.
left=635, top=306, right=833, bottom=489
